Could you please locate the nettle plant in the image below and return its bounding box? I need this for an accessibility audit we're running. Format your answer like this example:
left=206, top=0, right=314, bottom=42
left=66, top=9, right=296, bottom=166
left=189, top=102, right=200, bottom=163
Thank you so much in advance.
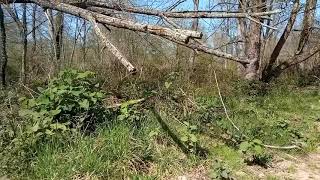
left=239, top=139, right=272, bottom=167
left=181, top=121, right=199, bottom=153
left=19, top=69, right=107, bottom=141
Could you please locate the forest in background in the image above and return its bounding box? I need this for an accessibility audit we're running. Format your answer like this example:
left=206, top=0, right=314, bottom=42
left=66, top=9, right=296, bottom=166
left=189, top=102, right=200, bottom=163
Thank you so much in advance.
left=0, top=0, right=320, bottom=179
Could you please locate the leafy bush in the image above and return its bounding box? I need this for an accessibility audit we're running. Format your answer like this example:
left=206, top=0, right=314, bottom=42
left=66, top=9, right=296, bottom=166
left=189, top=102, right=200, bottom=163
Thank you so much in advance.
left=19, top=69, right=107, bottom=137
left=181, top=121, right=199, bottom=153
left=210, top=160, right=233, bottom=180
left=1, top=69, right=110, bottom=176
left=239, top=139, right=272, bottom=167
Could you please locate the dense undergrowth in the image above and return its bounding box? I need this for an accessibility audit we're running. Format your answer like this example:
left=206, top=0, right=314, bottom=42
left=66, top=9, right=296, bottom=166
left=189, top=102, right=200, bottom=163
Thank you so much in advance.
left=0, top=69, right=319, bottom=179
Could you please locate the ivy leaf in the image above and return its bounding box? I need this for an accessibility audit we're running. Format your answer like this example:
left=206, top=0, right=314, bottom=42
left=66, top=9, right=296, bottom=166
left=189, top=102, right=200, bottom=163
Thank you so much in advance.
left=239, top=141, right=250, bottom=152
left=181, top=136, right=188, bottom=142
left=50, top=123, right=67, bottom=131
left=189, top=134, right=198, bottom=143
left=45, top=129, right=55, bottom=136
left=50, top=109, right=61, bottom=116
left=190, top=125, right=198, bottom=131
left=71, top=90, right=82, bottom=96
left=27, top=99, right=36, bottom=108
left=79, top=99, right=90, bottom=109
left=28, top=123, right=40, bottom=134
left=19, top=109, right=33, bottom=117
left=221, top=170, right=229, bottom=179
left=95, top=92, right=104, bottom=98
left=38, top=97, right=50, bottom=105
left=76, top=71, right=94, bottom=79
left=254, top=145, right=263, bottom=154
left=253, top=139, right=263, bottom=145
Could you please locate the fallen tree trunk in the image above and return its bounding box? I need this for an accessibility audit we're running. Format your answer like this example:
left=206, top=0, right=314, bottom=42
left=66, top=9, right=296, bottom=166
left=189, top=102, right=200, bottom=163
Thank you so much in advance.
left=3, top=0, right=202, bottom=43
left=3, top=0, right=247, bottom=64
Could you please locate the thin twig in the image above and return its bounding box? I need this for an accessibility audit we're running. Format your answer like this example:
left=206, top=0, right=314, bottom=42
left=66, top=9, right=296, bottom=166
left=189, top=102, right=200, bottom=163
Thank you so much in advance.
left=19, top=83, right=39, bottom=98
left=261, top=144, right=299, bottom=150
left=213, top=70, right=243, bottom=134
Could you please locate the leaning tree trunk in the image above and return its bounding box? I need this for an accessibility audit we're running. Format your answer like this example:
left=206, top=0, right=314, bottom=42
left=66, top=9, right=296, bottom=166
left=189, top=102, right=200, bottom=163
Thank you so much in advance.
left=296, top=0, right=318, bottom=55
left=261, top=0, right=300, bottom=82
left=0, top=4, right=8, bottom=88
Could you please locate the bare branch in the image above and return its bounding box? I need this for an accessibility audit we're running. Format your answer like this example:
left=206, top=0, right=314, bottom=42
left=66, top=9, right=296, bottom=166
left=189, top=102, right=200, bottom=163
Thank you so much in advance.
left=85, top=1, right=281, bottom=19
left=87, top=15, right=136, bottom=73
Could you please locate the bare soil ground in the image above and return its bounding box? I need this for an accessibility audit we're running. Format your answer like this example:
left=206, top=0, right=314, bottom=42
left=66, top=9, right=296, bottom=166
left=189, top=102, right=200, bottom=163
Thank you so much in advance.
left=174, top=148, right=320, bottom=180
left=248, top=149, right=320, bottom=180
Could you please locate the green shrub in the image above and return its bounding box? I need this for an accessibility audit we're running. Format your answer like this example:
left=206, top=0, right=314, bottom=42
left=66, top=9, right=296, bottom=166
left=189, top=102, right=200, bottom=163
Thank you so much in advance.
left=209, top=160, right=233, bottom=180
left=239, top=139, right=272, bottom=168
left=0, top=69, right=109, bottom=176
left=19, top=69, right=108, bottom=136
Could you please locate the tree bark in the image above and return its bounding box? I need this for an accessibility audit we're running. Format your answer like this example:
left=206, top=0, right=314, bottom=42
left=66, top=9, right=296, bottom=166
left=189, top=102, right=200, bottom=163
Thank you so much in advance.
left=32, top=4, right=37, bottom=54
left=0, top=4, right=8, bottom=88
left=88, top=16, right=136, bottom=72
left=296, top=0, right=318, bottom=55
left=2, top=0, right=249, bottom=68
left=243, top=0, right=264, bottom=80
left=188, top=0, right=199, bottom=68
left=81, top=20, right=87, bottom=64
left=20, top=3, right=27, bottom=83
left=55, top=11, right=64, bottom=69
left=261, top=0, right=300, bottom=82
left=237, top=0, right=247, bottom=73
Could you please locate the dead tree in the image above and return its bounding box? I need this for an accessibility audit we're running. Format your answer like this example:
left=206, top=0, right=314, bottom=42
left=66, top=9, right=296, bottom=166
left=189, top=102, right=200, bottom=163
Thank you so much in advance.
left=2, top=0, right=318, bottom=82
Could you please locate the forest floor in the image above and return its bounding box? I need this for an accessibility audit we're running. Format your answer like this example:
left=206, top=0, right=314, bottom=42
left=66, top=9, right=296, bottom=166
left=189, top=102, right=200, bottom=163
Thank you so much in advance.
left=247, top=150, right=320, bottom=180
left=1, top=72, right=319, bottom=179
left=176, top=149, right=320, bottom=180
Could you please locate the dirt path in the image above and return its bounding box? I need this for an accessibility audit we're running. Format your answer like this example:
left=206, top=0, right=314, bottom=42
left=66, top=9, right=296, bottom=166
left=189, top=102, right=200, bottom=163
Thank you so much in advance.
left=174, top=148, right=320, bottom=180
left=247, top=149, right=320, bottom=180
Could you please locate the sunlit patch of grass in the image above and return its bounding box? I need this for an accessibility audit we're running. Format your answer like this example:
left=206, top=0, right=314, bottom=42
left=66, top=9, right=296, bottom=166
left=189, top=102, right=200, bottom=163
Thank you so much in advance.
left=32, top=122, right=132, bottom=179
left=1, top=78, right=319, bottom=179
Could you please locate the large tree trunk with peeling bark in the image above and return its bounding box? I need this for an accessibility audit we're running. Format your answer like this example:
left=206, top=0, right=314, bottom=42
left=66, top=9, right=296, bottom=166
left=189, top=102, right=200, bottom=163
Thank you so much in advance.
left=242, top=0, right=264, bottom=80
left=0, top=4, right=7, bottom=88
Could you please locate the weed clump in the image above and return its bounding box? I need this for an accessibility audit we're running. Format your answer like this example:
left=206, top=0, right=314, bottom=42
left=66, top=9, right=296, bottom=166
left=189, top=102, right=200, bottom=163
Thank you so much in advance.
left=0, top=69, right=110, bottom=176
